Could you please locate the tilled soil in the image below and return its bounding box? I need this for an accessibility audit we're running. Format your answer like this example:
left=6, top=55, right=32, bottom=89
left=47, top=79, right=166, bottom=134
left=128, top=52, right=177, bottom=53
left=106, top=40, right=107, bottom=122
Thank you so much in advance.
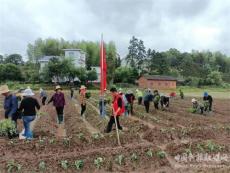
left=0, top=92, right=229, bottom=172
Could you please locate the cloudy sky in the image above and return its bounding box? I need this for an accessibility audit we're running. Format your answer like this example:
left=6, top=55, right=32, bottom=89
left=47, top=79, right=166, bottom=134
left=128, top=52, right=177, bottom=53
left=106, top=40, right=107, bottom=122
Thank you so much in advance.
left=0, top=0, right=230, bottom=59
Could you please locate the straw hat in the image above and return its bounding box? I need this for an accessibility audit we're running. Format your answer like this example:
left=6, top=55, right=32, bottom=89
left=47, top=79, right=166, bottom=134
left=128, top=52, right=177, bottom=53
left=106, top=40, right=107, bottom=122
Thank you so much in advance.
left=0, top=85, right=10, bottom=94
left=118, top=88, right=123, bottom=94
left=80, top=85, right=86, bottom=90
left=55, top=85, right=62, bottom=90
left=191, top=98, right=197, bottom=103
left=23, top=88, right=35, bottom=96
left=127, top=90, right=132, bottom=94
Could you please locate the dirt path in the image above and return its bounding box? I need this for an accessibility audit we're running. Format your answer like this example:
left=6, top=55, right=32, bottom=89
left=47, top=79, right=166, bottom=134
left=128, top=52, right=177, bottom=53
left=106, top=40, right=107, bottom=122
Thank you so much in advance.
left=72, top=98, right=102, bottom=135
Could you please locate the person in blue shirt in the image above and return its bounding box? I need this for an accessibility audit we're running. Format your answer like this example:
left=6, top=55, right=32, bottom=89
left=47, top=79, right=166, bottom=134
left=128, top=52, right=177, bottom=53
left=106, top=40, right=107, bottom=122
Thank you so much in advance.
left=143, top=89, right=153, bottom=113
left=0, top=85, right=18, bottom=126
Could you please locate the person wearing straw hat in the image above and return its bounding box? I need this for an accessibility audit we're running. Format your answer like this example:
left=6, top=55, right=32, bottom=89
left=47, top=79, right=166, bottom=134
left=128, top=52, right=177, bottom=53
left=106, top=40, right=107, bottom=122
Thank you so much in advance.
left=48, top=85, right=65, bottom=124
left=191, top=98, right=204, bottom=114
left=19, top=88, right=40, bottom=139
left=79, top=85, right=87, bottom=117
left=0, top=85, right=19, bottom=126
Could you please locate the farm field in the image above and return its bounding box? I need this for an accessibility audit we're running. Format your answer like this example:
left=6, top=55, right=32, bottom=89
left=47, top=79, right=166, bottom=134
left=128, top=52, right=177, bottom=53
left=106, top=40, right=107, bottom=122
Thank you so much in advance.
left=0, top=90, right=230, bottom=172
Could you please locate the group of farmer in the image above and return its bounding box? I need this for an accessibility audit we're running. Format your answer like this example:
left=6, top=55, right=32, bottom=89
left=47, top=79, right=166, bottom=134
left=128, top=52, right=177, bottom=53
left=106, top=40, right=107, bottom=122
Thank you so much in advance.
left=0, top=83, right=214, bottom=139
left=191, top=92, right=213, bottom=114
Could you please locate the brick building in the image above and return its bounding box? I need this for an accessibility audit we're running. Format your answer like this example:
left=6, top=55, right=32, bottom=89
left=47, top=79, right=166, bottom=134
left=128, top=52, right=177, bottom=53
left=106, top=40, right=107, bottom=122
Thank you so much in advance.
left=137, top=75, right=177, bottom=89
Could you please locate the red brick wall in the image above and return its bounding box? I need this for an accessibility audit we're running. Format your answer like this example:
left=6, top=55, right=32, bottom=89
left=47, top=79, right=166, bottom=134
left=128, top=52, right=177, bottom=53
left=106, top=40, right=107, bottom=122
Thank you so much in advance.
left=138, top=77, right=148, bottom=88
left=138, top=78, right=176, bottom=89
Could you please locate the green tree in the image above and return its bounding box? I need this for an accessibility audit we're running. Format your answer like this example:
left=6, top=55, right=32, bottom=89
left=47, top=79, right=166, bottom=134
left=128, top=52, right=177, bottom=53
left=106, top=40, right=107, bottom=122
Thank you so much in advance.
left=106, top=41, right=117, bottom=84
left=206, top=71, right=223, bottom=85
left=1, top=64, right=23, bottom=81
left=4, top=54, right=24, bottom=65
left=126, top=36, right=146, bottom=73
left=87, top=69, right=98, bottom=82
left=126, top=36, right=139, bottom=68
left=21, top=62, right=40, bottom=83
left=114, top=67, right=138, bottom=84
left=0, top=55, right=4, bottom=63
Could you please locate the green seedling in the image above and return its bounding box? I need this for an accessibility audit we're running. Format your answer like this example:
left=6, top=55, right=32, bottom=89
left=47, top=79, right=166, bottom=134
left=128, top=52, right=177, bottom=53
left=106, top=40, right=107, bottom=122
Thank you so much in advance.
left=6, top=160, right=22, bottom=173
left=38, top=161, right=46, bottom=171
left=77, top=133, right=84, bottom=140
left=8, top=140, right=14, bottom=145
left=63, top=137, right=70, bottom=147
left=94, top=157, right=103, bottom=169
left=184, top=148, right=192, bottom=155
left=130, top=153, right=138, bottom=161
left=206, top=140, right=223, bottom=152
left=146, top=149, right=153, bottom=158
left=38, top=137, right=45, bottom=144
left=49, top=138, right=55, bottom=144
left=0, top=119, right=17, bottom=136
left=60, top=160, right=68, bottom=170
left=74, top=160, right=84, bottom=170
left=196, top=144, right=204, bottom=152
left=156, top=151, right=166, bottom=159
left=115, top=155, right=125, bottom=165
left=92, top=133, right=102, bottom=140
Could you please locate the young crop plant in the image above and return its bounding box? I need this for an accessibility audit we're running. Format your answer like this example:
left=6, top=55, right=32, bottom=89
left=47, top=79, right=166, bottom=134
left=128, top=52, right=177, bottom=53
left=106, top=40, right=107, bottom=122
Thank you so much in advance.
left=63, top=137, right=70, bottom=147
left=206, top=140, right=224, bottom=152
left=0, top=119, right=17, bottom=137
left=77, top=133, right=84, bottom=140
left=94, top=157, right=104, bottom=169
left=92, top=133, right=102, bottom=140
left=60, top=160, right=69, bottom=170
left=6, top=160, right=22, bottom=173
left=49, top=138, right=55, bottom=144
left=156, top=151, right=166, bottom=159
left=38, top=137, right=45, bottom=145
left=74, top=160, right=84, bottom=170
left=130, top=153, right=138, bottom=161
left=146, top=149, right=153, bottom=158
left=184, top=148, right=192, bottom=155
left=115, top=155, right=125, bottom=165
left=38, top=161, right=46, bottom=172
left=196, top=144, right=205, bottom=152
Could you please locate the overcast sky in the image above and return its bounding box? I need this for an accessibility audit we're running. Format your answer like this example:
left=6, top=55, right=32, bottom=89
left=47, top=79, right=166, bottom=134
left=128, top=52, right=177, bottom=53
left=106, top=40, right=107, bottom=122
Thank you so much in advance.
left=0, top=0, right=230, bottom=59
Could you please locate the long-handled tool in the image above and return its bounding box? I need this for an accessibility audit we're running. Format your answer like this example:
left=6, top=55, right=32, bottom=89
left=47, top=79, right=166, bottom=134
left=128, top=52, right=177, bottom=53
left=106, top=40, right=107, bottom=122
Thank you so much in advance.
left=113, top=108, right=121, bottom=146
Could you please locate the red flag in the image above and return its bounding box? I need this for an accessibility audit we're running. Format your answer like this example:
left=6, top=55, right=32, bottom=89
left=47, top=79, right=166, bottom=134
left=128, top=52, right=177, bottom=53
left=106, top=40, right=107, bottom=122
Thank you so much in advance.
left=100, top=36, right=107, bottom=94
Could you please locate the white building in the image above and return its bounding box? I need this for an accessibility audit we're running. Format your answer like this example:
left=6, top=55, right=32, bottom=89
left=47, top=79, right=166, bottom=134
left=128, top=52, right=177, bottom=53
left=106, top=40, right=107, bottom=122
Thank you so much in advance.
left=63, top=49, right=86, bottom=68
left=39, top=49, right=86, bottom=71
left=38, top=49, right=86, bottom=83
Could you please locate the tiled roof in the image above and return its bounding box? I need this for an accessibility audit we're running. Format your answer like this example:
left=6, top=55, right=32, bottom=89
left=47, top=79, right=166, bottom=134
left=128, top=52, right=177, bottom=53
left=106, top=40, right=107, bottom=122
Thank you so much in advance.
left=142, top=75, right=177, bottom=81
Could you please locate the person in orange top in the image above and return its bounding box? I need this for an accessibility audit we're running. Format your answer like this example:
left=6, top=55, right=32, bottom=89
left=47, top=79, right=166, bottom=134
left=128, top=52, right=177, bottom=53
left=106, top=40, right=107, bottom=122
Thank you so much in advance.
left=104, top=87, right=124, bottom=133
left=79, top=85, right=87, bottom=117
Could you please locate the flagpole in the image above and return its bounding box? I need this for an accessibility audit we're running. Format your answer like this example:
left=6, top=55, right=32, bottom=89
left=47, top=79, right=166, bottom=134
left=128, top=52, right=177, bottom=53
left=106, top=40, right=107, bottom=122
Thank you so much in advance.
left=101, top=34, right=105, bottom=118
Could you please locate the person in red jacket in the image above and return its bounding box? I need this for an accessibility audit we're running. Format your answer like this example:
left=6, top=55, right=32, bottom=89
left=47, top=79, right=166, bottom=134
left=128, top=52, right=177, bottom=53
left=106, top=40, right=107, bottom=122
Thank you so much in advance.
left=104, top=87, right=124, bottom=133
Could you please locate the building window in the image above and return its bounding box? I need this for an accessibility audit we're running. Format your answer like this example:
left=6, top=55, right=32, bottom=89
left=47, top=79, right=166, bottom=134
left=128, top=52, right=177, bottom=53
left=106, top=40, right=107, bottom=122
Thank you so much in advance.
left=158, top=82, right=161, bottom=86
left=165, top=82, right=169, bottom=86
left=68, top=52, right=74, bottom=57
